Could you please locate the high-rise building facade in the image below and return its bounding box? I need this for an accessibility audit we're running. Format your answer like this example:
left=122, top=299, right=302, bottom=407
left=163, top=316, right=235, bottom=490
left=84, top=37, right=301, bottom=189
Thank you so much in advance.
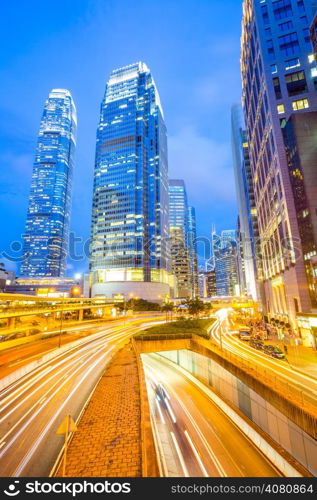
left=213, top=231, right=239, bottom=297
left=205, top=268, right=217, bottom=297
left=21, top=89, right=77, bottom=278
left=231, top=103, right=261, bottom=301
left=187, top=206, right=199, bottom=297
left=89, top=63, right=172, bottom=300
left=282, top=111, right=317, bottom=306
left=168, top=179, right=192, bottom=298
left=241, top=0, right=317, bottom=327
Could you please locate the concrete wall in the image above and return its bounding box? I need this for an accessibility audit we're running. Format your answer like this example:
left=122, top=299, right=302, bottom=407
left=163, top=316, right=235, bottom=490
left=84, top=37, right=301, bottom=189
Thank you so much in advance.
left=159, top=348, right=317, bottom=476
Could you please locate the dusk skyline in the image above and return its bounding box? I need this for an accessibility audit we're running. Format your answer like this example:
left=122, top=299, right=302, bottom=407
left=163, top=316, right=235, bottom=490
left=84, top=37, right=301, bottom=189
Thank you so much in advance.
left=0, top=0, right=242, bottom=274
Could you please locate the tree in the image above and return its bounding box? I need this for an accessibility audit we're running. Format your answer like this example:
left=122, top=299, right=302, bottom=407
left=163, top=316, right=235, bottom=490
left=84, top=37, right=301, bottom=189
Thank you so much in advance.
left=161, top=302, right=174, bottom=322
left=183, top=298, right=206, bottom=318
left=204, top=302, right=213, bottom=315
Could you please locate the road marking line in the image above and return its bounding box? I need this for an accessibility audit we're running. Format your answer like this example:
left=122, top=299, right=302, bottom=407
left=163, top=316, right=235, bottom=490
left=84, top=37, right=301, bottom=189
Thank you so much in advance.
left=170, top=431, right=189, bottom=477
left=184, top=430, right=209, bottom=477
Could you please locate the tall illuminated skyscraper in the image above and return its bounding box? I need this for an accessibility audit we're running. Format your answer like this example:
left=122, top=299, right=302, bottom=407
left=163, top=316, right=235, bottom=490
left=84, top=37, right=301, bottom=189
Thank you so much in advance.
left=231, top=103, right=260, bottom=301
left=89, top=63, right=172, bottom=300
left=169, top=180, right=191, bottom=298
left=241, top=0, right=317, bottom=328
left=21, top=89, right=77, bottom=277
left=213, top=230, right=239, bottom=297
left=187, top=206, right=199, bottom=297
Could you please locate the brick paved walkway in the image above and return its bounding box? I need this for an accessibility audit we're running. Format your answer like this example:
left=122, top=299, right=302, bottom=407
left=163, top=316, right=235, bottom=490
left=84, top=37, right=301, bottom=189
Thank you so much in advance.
left=58, top=345, right=142, bottom=477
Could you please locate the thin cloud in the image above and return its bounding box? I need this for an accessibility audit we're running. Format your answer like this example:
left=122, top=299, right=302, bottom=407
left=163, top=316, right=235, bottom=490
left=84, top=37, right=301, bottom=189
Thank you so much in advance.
left=168, top=126, right=236, bottom=207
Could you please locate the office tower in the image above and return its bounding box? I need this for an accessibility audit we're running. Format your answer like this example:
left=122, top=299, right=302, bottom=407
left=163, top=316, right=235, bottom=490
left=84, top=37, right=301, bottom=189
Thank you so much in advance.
left=187, top=206, right=199, bottom=297
left=236, top=216, right=247, bottom=296
left=231, top=103, right=261, bottom=301
left=198, top=271, right=207, bottom=298
left=21, top=89, right=77, bottom=277
left=168, top=179, right=192, bottom=298
left=241, top=0, right=317, bottom=328
left=213, top=231, right=239, bottom=297
left=0, top=263, right=7, bottom=292
left=89, top=63, right=173, bottom=300
left=205, top=268, right=217, bottom=297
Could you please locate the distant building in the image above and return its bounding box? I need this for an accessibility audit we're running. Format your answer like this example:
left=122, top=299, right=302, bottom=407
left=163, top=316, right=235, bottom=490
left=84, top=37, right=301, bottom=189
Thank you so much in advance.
left=187, top=206, right=199, bottom=297
left=89, top=63, right=173, bottom=301
left=5, top=277, right=80, bottom=297
left=21, top=89, right=77, bottom=278
left=169, top=179, right=193, bottom=298
left=198, top=271, right=207, bottom=298
left=205, top=269, right=217, bottom=298
left=213, top=231, right=239, bottom=297
left=236, top=216, right=247, bottom=296
left=0, top=263, right=8, bottom=292
left=231, top=103, right=261, bottom=301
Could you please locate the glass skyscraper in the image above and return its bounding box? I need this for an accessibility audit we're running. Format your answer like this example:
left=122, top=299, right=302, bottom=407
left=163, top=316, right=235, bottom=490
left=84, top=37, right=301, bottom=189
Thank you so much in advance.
left=21, top=89, right=77, bottom=278
left=168, top=179, right=191, bottom=298
left=90, top=63, right=172, bottom=300
left=213, top=230, right=239, bottom=297
left=231, top=103, right=260, bottom=301
left=241, top=0, right=317, bottom=328
left=187, top=206, right=199, bottom=297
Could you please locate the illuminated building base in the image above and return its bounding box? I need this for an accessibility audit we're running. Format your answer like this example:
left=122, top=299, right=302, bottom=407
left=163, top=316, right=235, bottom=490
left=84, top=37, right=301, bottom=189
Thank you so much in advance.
left=91, top=281, right=171, bottom=303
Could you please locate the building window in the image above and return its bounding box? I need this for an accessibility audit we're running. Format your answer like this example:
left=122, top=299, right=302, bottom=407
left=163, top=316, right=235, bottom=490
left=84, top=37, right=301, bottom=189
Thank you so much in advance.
left=262, top=5, right=270, bottom=25
left=297, top=0, right=305, bottom=13
left=285, top=70, right=307, bottom=96
left=273, top=0, right=293, bottom=20
left=294, top=297, right=299, bottom=313
left=273, top=77, right=282, bottom=99
left=265, top=27, right=272, bottom=36
left=292, top=98, right=309, bottom=110
left=280, top=117, right=287, bottom=127
left=267, top=39, right=275, bottom=59
left=279, top=32, right=299, bottom=57
left=311, top=67, right=317, bottom=78
left=279, top=20, right=293, bottom=31
left=271, top=64, right=278, bottom=73
left=300, top=15, right=308, bottom=24
left=303, top=28, right=311, bottom=48
left=277, top=104, right=285, bottom=114
left=285, top=58, right=300, bottom=70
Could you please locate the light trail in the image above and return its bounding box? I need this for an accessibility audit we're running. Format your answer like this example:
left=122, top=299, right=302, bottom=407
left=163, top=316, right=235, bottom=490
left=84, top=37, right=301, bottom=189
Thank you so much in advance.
left=146, top=361, right=227, bottom=477
left=184, top=430, right=209, bottom=477
left=170, top=432, right=189, bottom=478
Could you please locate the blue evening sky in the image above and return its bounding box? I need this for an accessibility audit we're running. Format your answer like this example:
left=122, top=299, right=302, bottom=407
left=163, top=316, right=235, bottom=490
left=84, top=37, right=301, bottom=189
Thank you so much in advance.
left=0, top=0, right=243, bottom=275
